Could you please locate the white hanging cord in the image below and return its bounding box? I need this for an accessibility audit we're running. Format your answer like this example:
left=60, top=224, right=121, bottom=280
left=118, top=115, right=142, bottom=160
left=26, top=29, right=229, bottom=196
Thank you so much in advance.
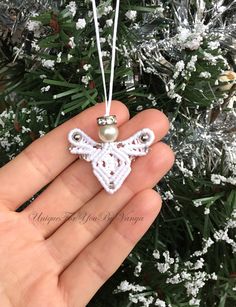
left=91, top=0, right=120, bottom=116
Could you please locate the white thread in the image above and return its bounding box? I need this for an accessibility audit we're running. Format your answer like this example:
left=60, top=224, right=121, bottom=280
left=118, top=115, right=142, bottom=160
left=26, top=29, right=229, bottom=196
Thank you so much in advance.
left=68, top=128, right=155, bottom=193
left=91, top=0, right=120, bottom=116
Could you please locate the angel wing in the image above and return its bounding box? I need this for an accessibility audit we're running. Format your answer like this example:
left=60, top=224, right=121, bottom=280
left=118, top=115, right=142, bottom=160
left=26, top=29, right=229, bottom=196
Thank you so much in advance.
left=68, top=128, right=102, bottom=161
left=117, top=128, right=155, bottom=157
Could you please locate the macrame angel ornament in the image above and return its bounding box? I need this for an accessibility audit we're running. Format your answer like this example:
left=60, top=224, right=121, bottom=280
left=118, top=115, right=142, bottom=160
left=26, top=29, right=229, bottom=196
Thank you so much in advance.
left=68, top=115, right=155, bottom=194
left=68, top=1, right=154, bottom=194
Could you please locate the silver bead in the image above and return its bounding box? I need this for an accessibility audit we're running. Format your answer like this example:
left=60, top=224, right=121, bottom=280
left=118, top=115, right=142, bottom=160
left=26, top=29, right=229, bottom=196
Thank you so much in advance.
left=72, top=132, right=82, bottom=142
left=98, top=124, right=119, bottom=142
left=140, top=133, right=150, bottom=143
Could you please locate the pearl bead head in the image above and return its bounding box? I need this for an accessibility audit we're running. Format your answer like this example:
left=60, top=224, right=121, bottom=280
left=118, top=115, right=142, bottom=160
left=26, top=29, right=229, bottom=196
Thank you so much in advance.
left=98, top=124, right=119, bottom=142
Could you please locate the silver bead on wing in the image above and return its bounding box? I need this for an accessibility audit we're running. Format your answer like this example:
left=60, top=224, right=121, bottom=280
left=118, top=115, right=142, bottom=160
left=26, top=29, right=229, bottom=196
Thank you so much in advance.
left=68, top=117, right=155, bottom=194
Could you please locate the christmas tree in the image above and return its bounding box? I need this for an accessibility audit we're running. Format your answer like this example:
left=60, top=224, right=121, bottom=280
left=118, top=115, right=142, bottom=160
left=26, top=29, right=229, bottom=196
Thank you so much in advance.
left=0, top=0, right=236, bottom=306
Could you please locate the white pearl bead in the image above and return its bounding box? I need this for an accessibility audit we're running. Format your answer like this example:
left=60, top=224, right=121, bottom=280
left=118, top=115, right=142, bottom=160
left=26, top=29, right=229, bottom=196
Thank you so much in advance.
left=98, top=124, right=119, bottom=142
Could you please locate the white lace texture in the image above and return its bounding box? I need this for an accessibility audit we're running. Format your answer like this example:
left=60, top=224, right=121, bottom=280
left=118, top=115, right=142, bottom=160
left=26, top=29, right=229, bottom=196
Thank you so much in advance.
left=68, top=128, right=155, bottom=194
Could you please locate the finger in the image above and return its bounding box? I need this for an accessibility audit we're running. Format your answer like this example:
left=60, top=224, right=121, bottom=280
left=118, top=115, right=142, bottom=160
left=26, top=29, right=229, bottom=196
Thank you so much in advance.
left=0, top=101, right=129, bottom=211
left=59, top=189, right=162, bottom=307
left=45, top=141, right=174, bottom=269
left=23, top=109, right=170, bottom=237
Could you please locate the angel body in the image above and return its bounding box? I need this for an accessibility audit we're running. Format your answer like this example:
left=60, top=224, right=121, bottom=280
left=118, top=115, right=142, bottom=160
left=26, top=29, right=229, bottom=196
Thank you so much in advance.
left=68, top=128, right=155, bottom=194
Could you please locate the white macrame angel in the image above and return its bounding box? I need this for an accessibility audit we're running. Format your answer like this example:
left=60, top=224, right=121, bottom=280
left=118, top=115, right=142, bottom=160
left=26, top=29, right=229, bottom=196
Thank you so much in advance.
left=68, top=128, right=155, bottom=194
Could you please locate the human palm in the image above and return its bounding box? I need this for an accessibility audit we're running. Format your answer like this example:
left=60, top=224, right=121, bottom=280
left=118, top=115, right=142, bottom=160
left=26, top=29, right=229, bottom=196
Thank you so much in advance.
left=0, top=101, right=174, bottom=307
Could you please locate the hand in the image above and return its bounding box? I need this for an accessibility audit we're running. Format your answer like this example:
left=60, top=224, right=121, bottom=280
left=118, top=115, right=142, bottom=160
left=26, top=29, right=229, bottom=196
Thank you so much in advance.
left=0, top=101, right=174, bottom=307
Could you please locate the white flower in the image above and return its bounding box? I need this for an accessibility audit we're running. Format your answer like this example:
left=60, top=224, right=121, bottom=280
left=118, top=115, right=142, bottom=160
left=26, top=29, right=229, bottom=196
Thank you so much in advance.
left=106, top=19, right=113, bottom=27
left=68, top=54, right=73, bottom=60
left=66, top=1, right=77, bottom=17
left=39, top=131, right=46, bottom=137
left=56, top=52, right=62, bottom=63
left=166, top=273, right=181, bottom=284
left=199, top=72, right=211, bottom=79
left=81, top=75, right=91, bottom=85
left=21, top=126, right=31, bottom=133
left=211, top=174, right=221, bottom=184
left=42, top=59, right=55, bottom=70
left=103, top=6, right=113, bottom=15
left=125, top=10, right=137, bottom=21
left=153, top=249, right=160, bottom=259
left=101, top=51, right=110, bottom=57
left=208, top=41, right=220, bottom=50
left=163, top=191, right=174, bottom=200
left=157, top=263, right=170, bottom=273
left=176, top=26, right=204, bottom=50
left=83, top=64, right=91, bottom=71
left=211, top=273, right=218, bottom=280
left=68, top=37, right=75, bottom=49
left=76, top=18, right=86, bottom=30
left=163, top=251, right=174, bottom=264
left=181, top=271, right=191, bottom=280
left=187, top=55, right=198, bottom=71
left=176, top=60, right=185, bottom=71
left=173, top=60, right=185, bottom=79
left=27, top=21, right=41, bottom=36
left=204, top=208, right=210, bottom=215
left=31, top=41, right=40, bottom=51
left=155, top=298, right=166, bottom=307
left=134, top=262, right=142, bottom=277
left=189, top=298, right=200, bottom=306
left=193, top=258, right=204, bottom=270
left=100, top=37, right=106, bottom=43
left=116, top=280, right=146, bottom=292
left=41, top=85, right=50, bottom=93
left=193, top=199, right=203, bottom=207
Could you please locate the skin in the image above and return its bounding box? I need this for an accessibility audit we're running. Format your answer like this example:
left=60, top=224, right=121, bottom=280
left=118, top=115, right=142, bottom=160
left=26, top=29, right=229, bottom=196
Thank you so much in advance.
left=0, top=101, right=174, bottom=307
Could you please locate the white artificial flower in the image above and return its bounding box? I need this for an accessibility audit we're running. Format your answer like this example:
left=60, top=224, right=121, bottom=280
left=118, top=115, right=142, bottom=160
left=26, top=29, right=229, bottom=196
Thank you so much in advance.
left=81, top=75, right=91, bottom=85
left=41, top=85, right=50, bottom=93
left=155, top=298, right=166, bottom=307
left=134, top=262, right=142, bottom=277
left=199, top=72, right=211, bottom=79
left=56, top=52, right=62, bottom=63
left=103, top=6, right=113, bottom=15
left=101, top=51, right=110, bottom=57
left=208, top=41, right=220, bottom=50
left=83, top=64, right=91, bottom=71
left=116, top=280, right=146, bottom=292
left=125, top=10, right=137, bottom=21
left=153, top=249, right=160, bottom=259
left=42, top=59, right=55, bottom=70
left=106, top=19, right=113, bottom=27
left=31, top=41, right=40, bottom=51
left=211, top=174, right=222, bottom=184
left=66, top=1, right=77, bottom=17
left=27, top=21, right=41, bottom=37
left=76, top=18, right=86, bottom=30
left=189, top=298, right=200, bottom=306
left=187, top=55, right=198, bottom=71
left=68, top=37, right=75, bottom=49
left=21, top=126, right=31, bottom=133
left=100, top=37, right=106, bottom=43
left=39, top=131, right=46, bottom=137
